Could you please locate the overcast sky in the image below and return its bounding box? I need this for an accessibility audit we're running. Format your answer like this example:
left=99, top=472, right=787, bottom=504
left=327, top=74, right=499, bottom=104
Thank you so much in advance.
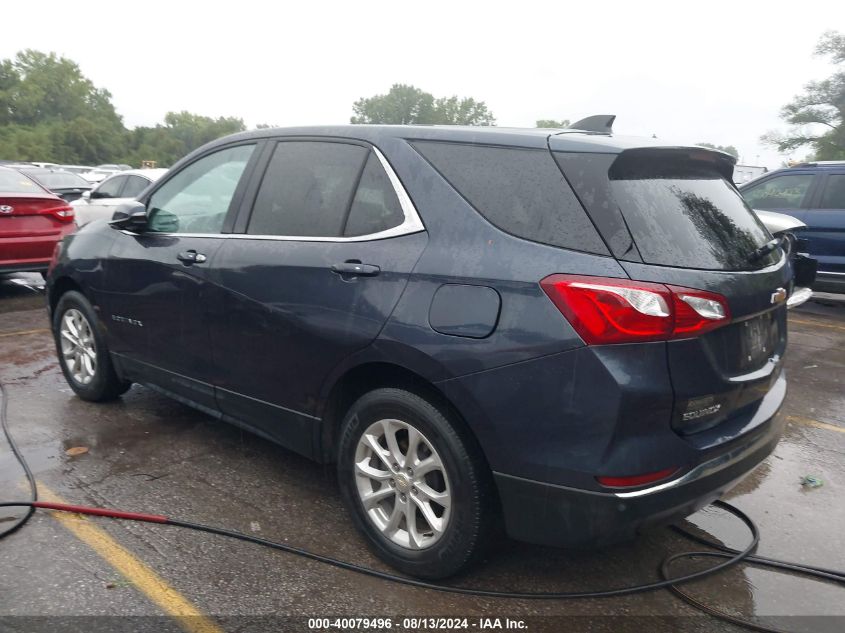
left=5, top=0, right=844, bottom=168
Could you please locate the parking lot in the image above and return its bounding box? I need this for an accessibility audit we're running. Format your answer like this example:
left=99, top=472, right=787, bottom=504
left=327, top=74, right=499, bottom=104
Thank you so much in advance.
left=0, top=272, right=843, bottom=632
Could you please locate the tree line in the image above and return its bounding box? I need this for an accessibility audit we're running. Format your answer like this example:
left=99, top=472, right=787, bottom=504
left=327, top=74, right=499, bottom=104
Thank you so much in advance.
left=0, top=50, right=247, bottom=167
left=1, top=31, right=842, bottom=167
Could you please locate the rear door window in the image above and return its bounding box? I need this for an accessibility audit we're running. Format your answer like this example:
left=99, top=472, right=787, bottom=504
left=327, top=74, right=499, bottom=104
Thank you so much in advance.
left=411, top=141, right=608, bottom=255
left=94, top=175, right=126, bottom=199
left=606, top=152, right=777, bottom=270
left=819, top=174, right=845, bottom=209
left=121, top=175, right=150, bottom=199
left=247, top=141, right=368, bottom=237
left=741, top=173, right=814, bottom=210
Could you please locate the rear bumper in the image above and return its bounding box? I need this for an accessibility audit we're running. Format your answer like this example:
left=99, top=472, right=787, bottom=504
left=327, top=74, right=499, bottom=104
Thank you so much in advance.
left=494, top=375, right=786, bottom=547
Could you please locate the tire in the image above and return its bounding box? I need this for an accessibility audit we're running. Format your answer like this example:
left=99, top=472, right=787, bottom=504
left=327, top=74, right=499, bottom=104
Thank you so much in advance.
left=337, top=388, right=490, bottom=579
left=53, top=290, right=131, bottom=401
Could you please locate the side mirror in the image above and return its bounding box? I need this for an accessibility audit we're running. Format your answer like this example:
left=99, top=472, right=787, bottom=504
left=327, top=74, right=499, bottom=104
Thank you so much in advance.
left=81, top=190, right=91, bottom=202
left=110, top=202, right=148, bottom=232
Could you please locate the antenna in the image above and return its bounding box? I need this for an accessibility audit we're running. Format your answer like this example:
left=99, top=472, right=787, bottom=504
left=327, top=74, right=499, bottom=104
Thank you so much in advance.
left=567, top=115, right=616, bottom=134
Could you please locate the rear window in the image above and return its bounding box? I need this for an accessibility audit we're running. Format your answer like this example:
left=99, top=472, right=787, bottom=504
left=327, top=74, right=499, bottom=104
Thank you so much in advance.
left=0, top=169, right=42, bottom=194
left=411, top=141, right=608, bottom=255
left=607, top=152, right=777, bottom=270
left=24, top=170, right=89, bottom=190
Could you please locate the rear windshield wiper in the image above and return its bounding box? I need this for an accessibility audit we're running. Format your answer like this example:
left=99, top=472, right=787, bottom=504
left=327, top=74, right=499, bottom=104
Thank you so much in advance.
left=748, top=237, right=781, bottom=263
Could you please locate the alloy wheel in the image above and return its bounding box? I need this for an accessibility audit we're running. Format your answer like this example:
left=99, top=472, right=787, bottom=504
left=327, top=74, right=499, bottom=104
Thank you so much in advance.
left=354, top=418, right=452, bottom=550
left=59, top=308, right=97, bottom=385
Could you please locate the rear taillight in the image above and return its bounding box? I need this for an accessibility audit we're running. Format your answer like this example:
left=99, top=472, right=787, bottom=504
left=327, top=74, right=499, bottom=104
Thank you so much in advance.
left=540, top=274, right=731, bottom=344
left=42, top=205, right=75, bottom=223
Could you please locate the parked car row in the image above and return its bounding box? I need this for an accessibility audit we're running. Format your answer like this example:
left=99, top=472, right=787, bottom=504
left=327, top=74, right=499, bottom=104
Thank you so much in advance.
left=0, top=166, right=76, bottom=276
left=0, top=165, right=166, bottom=275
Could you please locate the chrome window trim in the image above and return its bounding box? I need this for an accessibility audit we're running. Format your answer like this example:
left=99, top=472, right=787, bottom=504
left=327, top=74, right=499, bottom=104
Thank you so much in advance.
left=129, top=145, right=425, bottom=243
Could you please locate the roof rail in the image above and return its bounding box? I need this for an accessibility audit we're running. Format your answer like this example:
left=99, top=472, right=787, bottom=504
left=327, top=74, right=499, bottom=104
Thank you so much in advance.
left=567, top=115, right=616, bottom=135
left=790, top=160, right=845, bottom=167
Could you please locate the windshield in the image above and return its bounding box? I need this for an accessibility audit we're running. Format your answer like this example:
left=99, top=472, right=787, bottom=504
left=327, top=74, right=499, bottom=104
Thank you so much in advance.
left=608, top=153, right=777, bottom=271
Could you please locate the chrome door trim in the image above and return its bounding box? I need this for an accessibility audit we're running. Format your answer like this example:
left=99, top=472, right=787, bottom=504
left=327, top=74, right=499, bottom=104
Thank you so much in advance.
left=124, top=146, right=425, bottom=243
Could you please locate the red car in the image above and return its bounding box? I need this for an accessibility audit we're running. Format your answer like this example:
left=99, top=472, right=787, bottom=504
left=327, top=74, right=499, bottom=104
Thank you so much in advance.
left=0, top=166, right=76, bottom=275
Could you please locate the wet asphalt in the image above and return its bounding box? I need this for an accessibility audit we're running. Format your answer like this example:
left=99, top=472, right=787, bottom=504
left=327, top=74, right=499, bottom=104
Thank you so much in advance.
left=0, top=272, right=843, bottom=632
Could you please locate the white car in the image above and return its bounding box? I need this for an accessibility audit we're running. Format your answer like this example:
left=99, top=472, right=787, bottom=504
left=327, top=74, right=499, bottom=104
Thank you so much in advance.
left=72, top=168, right=168, bottom=226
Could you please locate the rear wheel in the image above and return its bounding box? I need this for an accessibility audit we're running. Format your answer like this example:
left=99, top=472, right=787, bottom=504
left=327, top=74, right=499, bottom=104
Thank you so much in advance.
left=53, top=290, right=130, bottom=401
left=337, top=388, right=490, bottom=579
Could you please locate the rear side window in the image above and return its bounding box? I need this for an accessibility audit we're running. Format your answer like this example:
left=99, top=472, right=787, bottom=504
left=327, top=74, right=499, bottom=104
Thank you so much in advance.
left=248, top=142, right=368, bottom=237
left=0, top=170, right=42, bottom=193
left=741, top=173, right=813, bottom=210
left=411, top=141, right=608, bottom=255
left=819, top=174, right=845, bottom=209
left=607, top=152, right=777, bottom=270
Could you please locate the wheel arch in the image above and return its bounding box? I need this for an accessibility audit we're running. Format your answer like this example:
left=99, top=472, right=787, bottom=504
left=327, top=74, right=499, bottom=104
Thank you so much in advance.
left=49, top=275, right=86, bottom=315
left=318, top=361, right=491, bottom=474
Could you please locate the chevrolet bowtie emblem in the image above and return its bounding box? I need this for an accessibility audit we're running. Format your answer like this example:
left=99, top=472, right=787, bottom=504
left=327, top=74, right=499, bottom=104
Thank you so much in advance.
left=770, top=287, right=787, bottom=304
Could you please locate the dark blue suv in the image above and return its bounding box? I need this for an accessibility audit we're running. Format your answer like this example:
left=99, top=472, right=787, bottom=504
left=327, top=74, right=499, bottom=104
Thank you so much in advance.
left=739, top=161, right=845, bottom=293
left=46, top=121, right=791, bottom=578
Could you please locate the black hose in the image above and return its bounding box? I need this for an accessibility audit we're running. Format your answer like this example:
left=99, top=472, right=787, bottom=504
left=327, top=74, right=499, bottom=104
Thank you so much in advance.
left=0, top=381, right=37, bottom=539
left=1, top=380, right=843, bottom=631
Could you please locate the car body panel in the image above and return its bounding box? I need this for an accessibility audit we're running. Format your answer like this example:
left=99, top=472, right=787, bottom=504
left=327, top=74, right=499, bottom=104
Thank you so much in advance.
left=207, top=232, right=428, bottom=453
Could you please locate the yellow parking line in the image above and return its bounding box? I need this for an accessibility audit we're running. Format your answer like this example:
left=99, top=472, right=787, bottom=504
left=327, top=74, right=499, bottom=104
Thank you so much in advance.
left=787, top=414, right=845, bottom=434
left=36, top=483, right=223, bottom=633
left=0, top=328, right=49, bottom=338
left=789, top=318, right=845, bottom=333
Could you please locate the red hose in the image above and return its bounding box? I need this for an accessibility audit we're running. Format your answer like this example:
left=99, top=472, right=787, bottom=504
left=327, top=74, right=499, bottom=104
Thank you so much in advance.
left=33, top=500, right=169, bottom=524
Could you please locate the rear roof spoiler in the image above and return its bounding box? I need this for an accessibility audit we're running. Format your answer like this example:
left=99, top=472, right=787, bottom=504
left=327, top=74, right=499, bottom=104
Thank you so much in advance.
left=567, top=115, right=616, bottom=135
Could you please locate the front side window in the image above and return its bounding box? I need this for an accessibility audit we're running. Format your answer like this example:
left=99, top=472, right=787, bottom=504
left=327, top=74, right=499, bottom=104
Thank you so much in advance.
left=147, top=144, right=255, bottom=234
left=819, top=174, right=845, bottom=209
left=247, top=141, right=369, bottom=237
left=741, top=173, right=814, bottom=210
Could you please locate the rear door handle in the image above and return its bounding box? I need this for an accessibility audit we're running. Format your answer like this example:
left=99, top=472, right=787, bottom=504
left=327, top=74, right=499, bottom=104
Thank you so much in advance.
left=330, top=261, right=380, bottom=277
left=177, top=250, right=207, bottom=264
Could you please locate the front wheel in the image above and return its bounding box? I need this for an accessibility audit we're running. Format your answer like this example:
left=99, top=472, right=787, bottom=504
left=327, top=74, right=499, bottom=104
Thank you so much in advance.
left=337, top=388, right=491, bottom=579
left=53, top=290, right=131, bottom=401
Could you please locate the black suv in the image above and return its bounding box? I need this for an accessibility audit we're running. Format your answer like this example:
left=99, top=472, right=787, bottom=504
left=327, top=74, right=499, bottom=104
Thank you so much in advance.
left=47, top=120, right=791, bottom=579
left=739, top=160, right=845, bottom=293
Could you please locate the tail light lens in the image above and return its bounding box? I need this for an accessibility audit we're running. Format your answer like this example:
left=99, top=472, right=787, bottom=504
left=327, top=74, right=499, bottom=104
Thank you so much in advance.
left=540, top=274, right=730, bottom=344
left=42, top=205, right=75, bottom=223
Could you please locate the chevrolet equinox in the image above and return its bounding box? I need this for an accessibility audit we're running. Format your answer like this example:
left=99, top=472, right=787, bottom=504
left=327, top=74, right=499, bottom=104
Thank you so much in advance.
left=47, top=118, right=791, bottom=579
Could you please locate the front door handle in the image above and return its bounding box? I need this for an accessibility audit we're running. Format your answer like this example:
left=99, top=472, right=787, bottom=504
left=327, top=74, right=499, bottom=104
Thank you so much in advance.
left=330, top=261, right=380, bottom=277
left=177, top=250, right=207, bottom=264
